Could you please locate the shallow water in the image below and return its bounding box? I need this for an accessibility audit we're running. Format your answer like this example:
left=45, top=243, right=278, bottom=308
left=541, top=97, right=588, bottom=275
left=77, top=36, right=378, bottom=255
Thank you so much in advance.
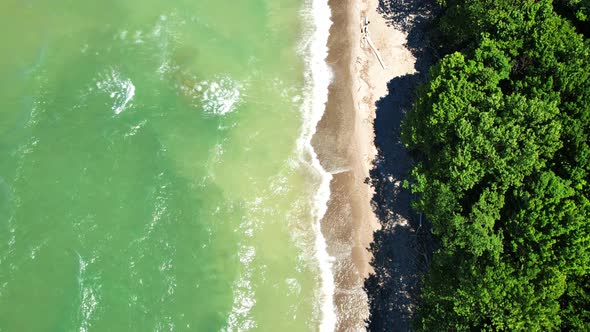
left=0, top=0, right=334, bottom=330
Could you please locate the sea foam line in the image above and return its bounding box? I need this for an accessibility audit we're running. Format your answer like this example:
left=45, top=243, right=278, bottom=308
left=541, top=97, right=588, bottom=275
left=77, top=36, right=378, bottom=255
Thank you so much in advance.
left=298, top=0, right=336, bottom=330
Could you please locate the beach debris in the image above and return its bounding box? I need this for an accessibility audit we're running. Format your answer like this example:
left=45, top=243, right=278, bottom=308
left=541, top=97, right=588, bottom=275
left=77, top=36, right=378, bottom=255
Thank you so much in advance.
left=361, top=16, right=387, bottom=69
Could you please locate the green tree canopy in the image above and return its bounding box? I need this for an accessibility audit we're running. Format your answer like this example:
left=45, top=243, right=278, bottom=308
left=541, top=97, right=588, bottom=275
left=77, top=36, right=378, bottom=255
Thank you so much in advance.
left=403, top=0, right=590, bottom=330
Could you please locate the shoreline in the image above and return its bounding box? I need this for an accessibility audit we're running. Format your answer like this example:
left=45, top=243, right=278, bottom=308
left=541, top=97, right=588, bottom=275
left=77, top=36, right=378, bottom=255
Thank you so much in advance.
left=301, top=0, right=337, bottom=330
left=312, top=0, right=418, bottom=329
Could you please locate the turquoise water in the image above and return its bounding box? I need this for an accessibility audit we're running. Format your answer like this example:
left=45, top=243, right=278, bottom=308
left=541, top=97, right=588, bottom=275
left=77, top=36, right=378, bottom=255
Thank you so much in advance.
left=0, top=0, right=334, bottom=330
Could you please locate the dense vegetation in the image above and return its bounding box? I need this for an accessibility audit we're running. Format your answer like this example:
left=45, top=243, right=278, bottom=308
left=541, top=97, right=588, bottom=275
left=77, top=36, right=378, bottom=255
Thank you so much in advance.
left=402, top=1, right=590, bottom=330
left=558, top=0, right=590, bottom=23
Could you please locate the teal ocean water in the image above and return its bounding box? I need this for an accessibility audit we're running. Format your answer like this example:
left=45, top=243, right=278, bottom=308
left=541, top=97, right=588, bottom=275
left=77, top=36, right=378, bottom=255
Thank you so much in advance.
left=0, top=0, right=335, bottom=330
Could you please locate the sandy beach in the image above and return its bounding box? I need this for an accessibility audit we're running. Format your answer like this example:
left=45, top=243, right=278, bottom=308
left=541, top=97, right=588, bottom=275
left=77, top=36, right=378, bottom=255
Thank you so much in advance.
left=312, top=0, right=419, bottom=329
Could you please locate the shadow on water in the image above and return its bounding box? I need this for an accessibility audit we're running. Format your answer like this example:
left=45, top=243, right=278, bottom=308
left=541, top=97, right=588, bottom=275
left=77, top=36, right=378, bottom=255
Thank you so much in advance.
left=364, top=1, right=439, bottom=331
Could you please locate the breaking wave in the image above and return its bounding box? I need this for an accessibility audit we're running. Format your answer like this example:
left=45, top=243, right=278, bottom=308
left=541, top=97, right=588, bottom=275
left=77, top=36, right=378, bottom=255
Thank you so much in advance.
left=298, top=0, right=336, bottom=330
left=95, top=69, right=135, bottom=115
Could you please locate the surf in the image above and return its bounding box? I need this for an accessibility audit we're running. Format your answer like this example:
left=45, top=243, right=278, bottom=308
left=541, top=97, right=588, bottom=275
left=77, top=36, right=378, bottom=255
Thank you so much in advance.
left=298, top=0, right=336, bottom=330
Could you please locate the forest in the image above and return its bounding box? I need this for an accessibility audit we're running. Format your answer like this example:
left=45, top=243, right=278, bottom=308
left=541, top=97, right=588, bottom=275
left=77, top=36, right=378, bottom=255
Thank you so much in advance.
left=401, top=0, right=590, bottom=330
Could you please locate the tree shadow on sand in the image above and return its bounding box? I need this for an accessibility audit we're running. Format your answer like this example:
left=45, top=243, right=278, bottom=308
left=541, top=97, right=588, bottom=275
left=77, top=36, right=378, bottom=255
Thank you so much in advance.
left=364, top=1, right=439, bottom=331
left=377, top=0, right=438, bottom=72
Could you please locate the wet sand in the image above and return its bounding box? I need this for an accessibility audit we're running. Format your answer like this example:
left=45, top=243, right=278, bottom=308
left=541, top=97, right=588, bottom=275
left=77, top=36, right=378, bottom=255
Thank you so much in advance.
left=311, top=0, right=419, bottom=330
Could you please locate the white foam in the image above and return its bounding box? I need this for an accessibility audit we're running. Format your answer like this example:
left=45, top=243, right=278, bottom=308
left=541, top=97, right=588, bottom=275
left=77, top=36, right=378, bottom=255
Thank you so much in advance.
left=29, top=240, right=46, bottom=260
left=76, top=252, right=99, bottom=332
left=198, top=77, right=241, bottom=115
left=223, top=244, right=257, bottom=332
left=178, top=75, right=241, bottom=115
left=298, top=0, right=336, bottom=330
left=133, top=31, right=144, bottom=44
left=95, top=69, right=135, bottom=115
left=116, top=81, right=135, bottom=114
left=286, top=277, right=302, bottom=296
left=152, top=23, right=162, bottom=37
left=124, top=120, right=147, bottom=138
